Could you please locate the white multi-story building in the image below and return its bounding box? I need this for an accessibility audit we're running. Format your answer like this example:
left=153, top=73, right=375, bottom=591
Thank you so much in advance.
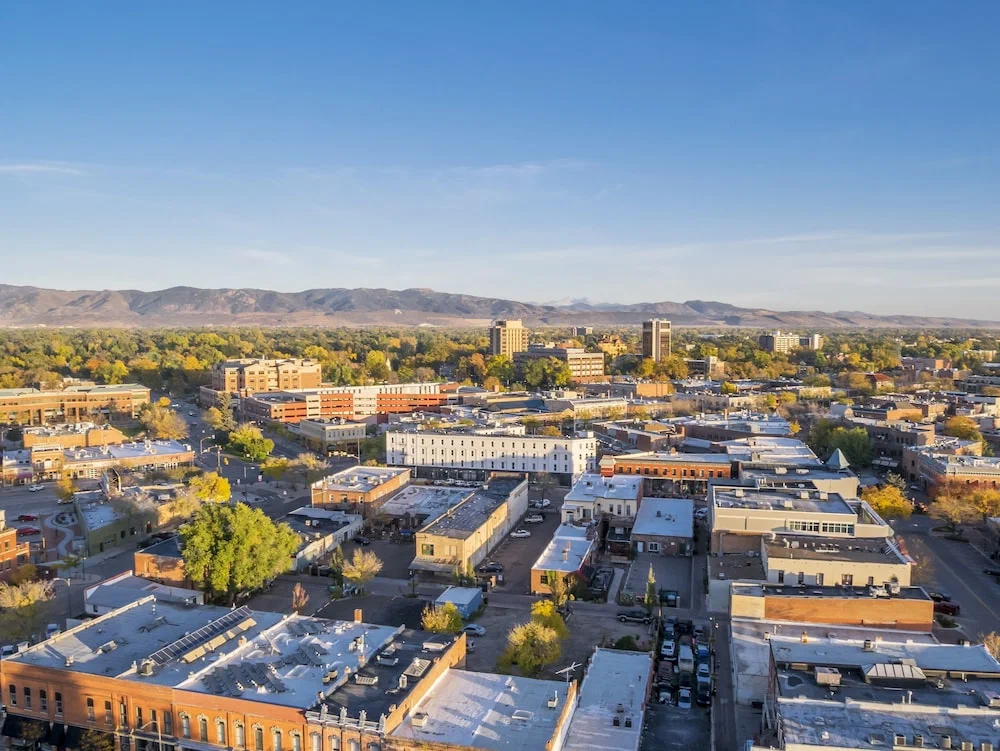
left=386, top=428, right=597, bottom=480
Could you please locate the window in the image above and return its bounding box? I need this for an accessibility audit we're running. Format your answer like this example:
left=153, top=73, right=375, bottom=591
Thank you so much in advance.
left=136, top=707, right=143, bottom=727
left=292, top=733, right=302, bottom=751
left=104, top=700, right=113, bottom=725
left=255, top=726, right=264, bottom=751
left=120, top=701, right=127, bottom=727
left=777, top=571, right=785, bottom=584
left=39, top=690, right=47, bottom=712
left=310, top=734, right=321, bottom=751
left=347, top=741, right=360, bottom=751
left=647, top=542, right=660, bottom=553
left=55, top=692, right=63, bottom=715
left=273, top=730, right=282, bottom=751
left=787, top=520, right=820, bottom=533
left=234, top=723, right=245, bottom=748
left=841, top=574, right=854, bottom=586
left=820, top=522, right=855, bottom=535
left=420, top=543, right=434, bottom=556
left=816, top=573, right=824, bottom=586
left=86, top=698, right=95, bottom=722
left=867, top=576, right=876, bottom=586
left=181, top=715, right=191, bottom=739
left=200, top=717, right=209, bottom=742
left=9, top=684, right=16, bottom=707
left=22, top=687, right=31, bottom=710
left=797, top=572, right=805, bottom=585
left=217, top=720, right=227, bottom=744
left=163, top=712, right=172, bottom=736
left=328, top=738, right=340, bottom=751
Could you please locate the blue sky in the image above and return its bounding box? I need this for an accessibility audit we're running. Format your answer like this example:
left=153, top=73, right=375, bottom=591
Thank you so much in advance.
left=2, top=2, right=998, bottom=317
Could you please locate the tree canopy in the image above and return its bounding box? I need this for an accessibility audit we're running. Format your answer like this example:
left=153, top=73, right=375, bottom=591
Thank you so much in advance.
left=421, top=603, right=464, bottom=634
left=189, top=471, right=231, bottom=503
left=861, top=485, right=913, bottom=520
left=227, top=423, right=274, bottom=462
left=341, top=548, right=383, bottom=594
left=501, top=621, right=561, bottom=676
left=180, top=502, right=299, bottom=602
left=942, top=416, right=984, bottom=444
left=0, top=579, right=54, bottom=642
left=806, top=419, right=874, bottom=468
left=138, top=397, right=189, bottom=440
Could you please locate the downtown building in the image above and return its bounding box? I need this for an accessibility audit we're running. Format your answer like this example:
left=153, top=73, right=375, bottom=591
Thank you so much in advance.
left=385, top=426, right=597, bottom=481
left=641, top=319, right=671, bottom=361
left=240, top=383, right=452, bottom=424
left=488, top=319, right=530, bottom=358
left=0, top=383, right=151, bottom=427
left=513, top=345, right=605, bottom=382
left=758, top=331, right=823, bottom=354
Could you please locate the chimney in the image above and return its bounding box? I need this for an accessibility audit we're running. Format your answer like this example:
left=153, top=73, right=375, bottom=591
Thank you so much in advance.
left=354, top=608, right=363, bottom=623
left=562, top=549, right=569, bottom=562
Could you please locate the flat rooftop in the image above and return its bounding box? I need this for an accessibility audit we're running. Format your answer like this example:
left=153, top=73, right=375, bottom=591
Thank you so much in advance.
left=283, top=508, right=359, bottom=541
left=85, top=575, right=200, bottom=611
left=139, top=535, right=182, bottom=558
left=563, top=648, right=652, bottom=751
left=420, top=477, right=524, bottom=539
left=532, top=525, right=596, bottom=574
left=765, top=537, right=910, bottom=565
left=745, top=583, right=929, bottom=601
left=8, top=596, right=457, bottom=714
left=565, top=473, right=642, bottom=503
left=75, top=493, right=127, bottom=530
left=621, top=451, right=732, bottom=465
left=312, top=465, right=409, bottom=493
left=631, top=498, right=693, bottom=539
left=720, top=437, right=822, bottom=467
left=712, top=486, right=855, bottom=515
left=63, top=440, right=193, bottom=464
left=391, top=669, right=571, bottom=751
left=777, top=696, right=1000, bottom=749
left=379, top=484, right=472, bottom=520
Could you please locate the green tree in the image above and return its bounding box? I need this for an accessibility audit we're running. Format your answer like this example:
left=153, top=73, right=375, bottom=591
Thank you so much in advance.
left=884, top=472, right=907, bottom=492
left=291, top=453, right=329, bottom=484
left=930, top=481, right=980, bottom=534
left=216, top=391, right=236, bottom=432
left=502, top=621, right=561, bottom=676
left=227, top=422, right=274, bottom=462
left=806, top=419, right=874, bottom=468
left=861, top=485, right=913, bottom=520
left=0, top=579, right=54, bottom=642
left=530, top=600, right=569, bottom=640
left=55, top=474, right=76, bottom=502
left=539, top=425, right=562, bottom=437
left=262, top=457, right=290, bottom=482
left=341, top=548, right=383, bottom=594
left=189, top=471, right=231, bottom=503
left=720, top=381, right=738, bottom=395
left=644, top=563, right=659, bottom=613
left=421, top=603, right=464, bottom=634
left=180, top=503, right=299, bottom=603
left=204, top=406, right=224, bottom=430
left=79, top=730, right=115, bottom=751
left=138, top=398, right=189, bottom=440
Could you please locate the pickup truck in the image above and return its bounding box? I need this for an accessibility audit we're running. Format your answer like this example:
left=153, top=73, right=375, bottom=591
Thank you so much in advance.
left=677, top=644, right=695, bottom=674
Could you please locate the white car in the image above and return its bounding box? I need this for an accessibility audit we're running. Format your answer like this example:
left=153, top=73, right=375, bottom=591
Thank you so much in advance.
left=677, top=688, right=692, bottom=710
left=28, top=484, right=44, bottom=492
left=510, top=529, right=531, bottom=539
left=462, top=624, right=486, bottom=637
left=534, top=498, right=551, bottom=508
left=524, top=514, right=544, bottom=524
left=661, top=640, right=677, bottom=659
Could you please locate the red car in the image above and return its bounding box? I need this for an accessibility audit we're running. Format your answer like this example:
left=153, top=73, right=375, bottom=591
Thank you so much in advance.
left=16, top=514, right=38, bottom=522
left=16, top=527, right=41, bottom=537
left=934, top=601, right=961, bottom=617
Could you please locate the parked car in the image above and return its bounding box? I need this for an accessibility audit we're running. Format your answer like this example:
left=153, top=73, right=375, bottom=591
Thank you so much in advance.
left=697, top=662, right=711, bottom=681
left=477, top=561, right=504, bottom=574
left=657, top=685, right=673, bottom=704
left=524, top=514, right=544, bottom=524
left=679, top=671, right=693, bottom=689
left=531, top=498, right=551, bottom=509
left=934, top=601, right=961, bottom=616
left=694, top=624, right=706, bottom=641
left=660, top=640, right=676, bottom=659
left=696, top=684, right=712, bottom=706
left=462, top=624, right=487, bottom=637
left=658, top=589, right=679, bottom=607
left=510, top=529, right=531, bottom=538
left=677, top=688, right=693, bottom=710
left=16, top=527, right=40, bottom=537
left=694, top=507, right=709, bottom=519
left=928, top=592, right=952, bottom=603
left=352, top=536, right=372, bottom=546
left=617, top=610, right=652, bottom=624
left=27, top=484, right=44, bottom=492
left=662, top=619, right=676, bottom=640
left=16, top=514, right=38, bottom=522
left=984, top=568, right=1000, bottom=578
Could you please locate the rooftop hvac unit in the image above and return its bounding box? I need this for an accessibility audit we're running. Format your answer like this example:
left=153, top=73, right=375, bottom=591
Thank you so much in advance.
left=410, top=712, right=429, bottom=728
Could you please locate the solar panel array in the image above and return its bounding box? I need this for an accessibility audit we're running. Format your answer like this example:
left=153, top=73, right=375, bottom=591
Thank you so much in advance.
left=203, top=661, right=288, bottom=697
left=148, top=606, right=254, bottom=665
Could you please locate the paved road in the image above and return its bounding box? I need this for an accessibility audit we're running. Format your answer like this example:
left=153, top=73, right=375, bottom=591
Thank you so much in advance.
left=896, top=514, right=1000, bottom=640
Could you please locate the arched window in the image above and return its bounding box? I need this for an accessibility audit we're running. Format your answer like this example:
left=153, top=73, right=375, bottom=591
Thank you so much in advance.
left=180, top=714, right=191, bottom=739
left=347, top=741, right=360, bottom=751
left=216, top=719, right=227, bottom=745
left=291, top=733, right=301, bottom=751
left=328, top=737, right=340, bottom=751
left=234, top=723, right=246, bottom=748
left=273, top=730, right=282, bottom=751
left=254, top=726, right=264, bottom=751
left=199, top=717, right=209, bottom=742
left=309, top=733, right=321, bottom=751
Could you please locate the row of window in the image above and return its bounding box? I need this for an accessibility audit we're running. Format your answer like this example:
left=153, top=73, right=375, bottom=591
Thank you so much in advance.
left=391, top=457, right=577, bottom=474
left=785, top=520, right=856, bottom=535
left=622, top=465, right=727, bottom=478
left=776, top=571, right=875, bottom=586
left=8, top=685, right=377, bottom=751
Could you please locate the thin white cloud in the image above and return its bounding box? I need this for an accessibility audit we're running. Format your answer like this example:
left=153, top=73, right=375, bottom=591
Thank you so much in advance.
left=232, top=248, right=291, bottom=264
left=0, top=162, right=86, bottom=176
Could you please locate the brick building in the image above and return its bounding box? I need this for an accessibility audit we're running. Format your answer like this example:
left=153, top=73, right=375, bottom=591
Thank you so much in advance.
left=310, top=466, right=411, bottom=514
left=0, top=383, right=151, bottom=426
left=21, top=423, right=126, bottom=450
left=488, top=319, right=529, bottom=358
left=211, top=358, right=323, bottom=394
left=0, top=511, right=31, bottom=582
left=513, top=345, right=605, bottom=382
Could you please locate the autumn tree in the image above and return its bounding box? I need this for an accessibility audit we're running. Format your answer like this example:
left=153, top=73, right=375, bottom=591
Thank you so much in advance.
left=983, top=632, right=1000, bottom=661
left=501, top=621, right=562, bottom=676
left=204, top=406, right=224, bottom=430
left=539, top=425, right=562, bottom=437
left=861, top=485, right=913, bottom=520
left=0, top=579, right=54, bottom=641
left=545, top=570, right=570, bottom=608
left=139, top=398, right=189, bottom=440
left=79, top=730, right=115, bottom=751
left=530, top=600, right=569, bottom=640
left=262, top=457, right=290, bottom=482
left=942, top=416, right=984, bottom=444
left=644, top=563, right=659, bottom=613
left=291, top=582, right=310, bottom=613
left=291, top=453, right=329, bottom=484
left=341, top=548, right=383, bottom=594
left=421, top=603, right=463, bottom=634
left=929, top=481, right=980, bottom=534
left=189, top=471, right=231, bottom=503
left=180, top=502, right=299, bottom=603
left=55, top=474, right=76, bottom=502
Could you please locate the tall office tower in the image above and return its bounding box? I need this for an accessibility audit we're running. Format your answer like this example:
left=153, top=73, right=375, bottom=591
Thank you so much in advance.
left=641, top=319, right=672, bottom=361
left=489, top=319, right=530, bottom=358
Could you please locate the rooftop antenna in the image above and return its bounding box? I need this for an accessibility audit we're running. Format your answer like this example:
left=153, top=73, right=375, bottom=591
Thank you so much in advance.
left=555, top=662, right=581, bottom=683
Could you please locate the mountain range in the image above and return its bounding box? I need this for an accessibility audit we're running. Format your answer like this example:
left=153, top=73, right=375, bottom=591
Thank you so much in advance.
left=0, top=284, right=996, bottom=329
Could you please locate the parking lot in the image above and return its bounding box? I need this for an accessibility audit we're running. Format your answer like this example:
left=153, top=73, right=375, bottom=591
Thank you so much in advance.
left=487, top=504, right=564, bottom=593
left=340, top=537, right=415, bottom=580
left=624, top=553, right=693, bottom=608
left=642, top=698, right=711, bottom=750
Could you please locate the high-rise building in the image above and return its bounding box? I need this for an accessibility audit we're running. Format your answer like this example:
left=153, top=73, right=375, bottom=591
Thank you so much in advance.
left=641, top=319, right=672, bottom=361
left=210, top=358, right=322, bottom=394
left=758, top=331, right=824, bottom=353
left=513, top=344, right=605, bottom=381
left=489, top=319, right=530, bottom=358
